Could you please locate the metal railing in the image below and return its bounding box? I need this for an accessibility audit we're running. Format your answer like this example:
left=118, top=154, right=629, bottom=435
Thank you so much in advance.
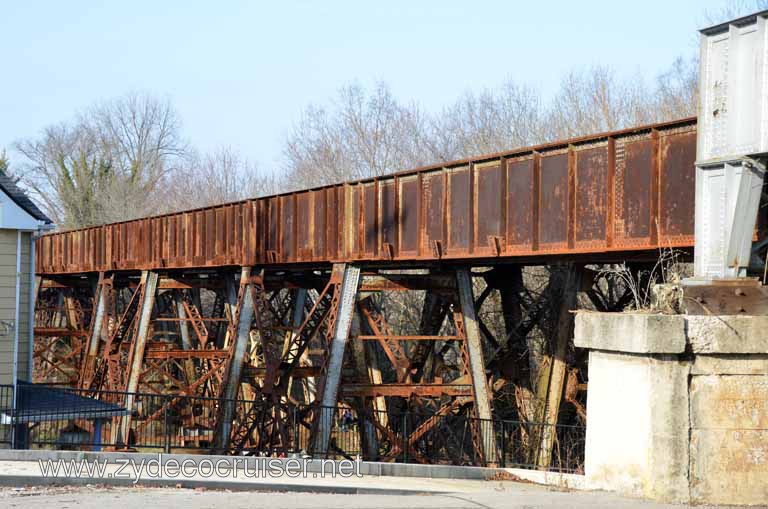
left=0, top=384, right=585, bottom=473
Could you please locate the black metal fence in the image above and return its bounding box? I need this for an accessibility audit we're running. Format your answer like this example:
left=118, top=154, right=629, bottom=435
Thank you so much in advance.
left=0, top=384, right=584, bottom=473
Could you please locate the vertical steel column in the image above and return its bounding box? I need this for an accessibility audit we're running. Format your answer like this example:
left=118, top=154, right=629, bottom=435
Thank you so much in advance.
left=408, top=287, right=447, bottom=383
left=80, top=273, right=106, bottom=388
left=365, top=338, right=387, bottom=425
left=215, top=267, right=254, bottom=451
left=495, top=266, right=536, bottom=421
left=456, top=267, right=498, bottom=465
left=284, top=288, right=309, bottom=400
left=175, top=292, right=192, bottom=350
left=53, top=291, right=65, bottom=328
left=349, top=308, right=379, bottom=459
left=314, top=264, right=361, bottom=456
left=537, top=265, right=582, bottom=469
left=62, top=293, right=80, bottom=333
left=286, top=289, right=308, bottom=353
left=119, top=270, right=159, bottom=445
left=174, top=292, right=197, bottom=385
left=222, top=276, right=239, bottom=349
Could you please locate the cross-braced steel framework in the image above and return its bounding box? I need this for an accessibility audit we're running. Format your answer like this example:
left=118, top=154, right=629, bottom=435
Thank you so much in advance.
left=32, top=261, right=633, bottom=466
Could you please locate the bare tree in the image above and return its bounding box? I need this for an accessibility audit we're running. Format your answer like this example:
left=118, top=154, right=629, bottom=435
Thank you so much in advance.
left=282, top=60, right=699, bottom=189
left=544, top=65, right=654, bottom=140
left=429, top=82, right=545, bottom=159
left=164, top=146, right=278, bottom=211
left=14, top=93, right=187, bottom=228
left=15, top=122, right=107, bottom=228
left=281, top=82, right=433, bottom=189
left=654, top=56, right=698, bottom=120
left=703, top=0, right=768, bottom=25
left=87, top=93, right=186, bottom=191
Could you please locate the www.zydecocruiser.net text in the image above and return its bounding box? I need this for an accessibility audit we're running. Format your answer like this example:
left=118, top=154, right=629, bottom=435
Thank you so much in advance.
left=37, top=454, right=364, bottom=484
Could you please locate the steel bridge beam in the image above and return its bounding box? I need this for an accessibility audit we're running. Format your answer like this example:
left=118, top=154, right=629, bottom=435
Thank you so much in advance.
left=173, top=290, right=198, bottom=387
left=35, top=117, right=699, bottom=276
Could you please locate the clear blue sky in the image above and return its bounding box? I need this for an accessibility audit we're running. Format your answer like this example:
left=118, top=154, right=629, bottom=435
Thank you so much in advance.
left=0, top=1, right=739, bottom=172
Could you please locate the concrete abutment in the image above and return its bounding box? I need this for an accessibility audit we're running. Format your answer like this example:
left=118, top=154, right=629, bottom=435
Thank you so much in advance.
left=575, top=311, right=768, bottom=505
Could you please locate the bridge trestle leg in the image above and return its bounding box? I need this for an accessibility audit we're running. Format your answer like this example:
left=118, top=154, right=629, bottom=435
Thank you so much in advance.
left=456, top=268, right=498, bottom=466
left=312, top=263, right=361, bottom=456
left=534, top=264, right=583, bottom=469
left=79, top=272, right=110, bottom=390
left=119, top=270, right=159, bottom=446
left=214, top=267, right=254, bottom=452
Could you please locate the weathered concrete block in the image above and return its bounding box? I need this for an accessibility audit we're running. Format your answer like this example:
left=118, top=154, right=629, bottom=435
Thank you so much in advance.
left=585, top=350, right=651, bottom=497
left=692, top=354, right=768, bottom=375
left=686, top=315, right=768, bottom=353
left=584, top=350, right=690, bottom=502
left=578, top=311, right=768, bottom=505
left=574, top=312, right=686, bottom=354
left=647, top=355, right=690, bottom=503
left=690, top=429, right=768, bottom=506
left=690, top=375, right=768, bottom=431
left=687, top=373, right=768, bottom=505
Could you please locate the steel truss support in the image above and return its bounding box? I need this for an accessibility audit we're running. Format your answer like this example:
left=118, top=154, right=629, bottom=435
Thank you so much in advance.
left=312, top=263, right=361, bottom=456
left=535, top=264, right=583, bottom=469
left=355, top=296, right=388, bottom=430
left=456, top=268, right=498, bottom=465
left=34, top=278, right=95, bottom=386
left=33, top=263, right=590, bottom=466
left=119, top=270, right=159, bottom=445
left=407, top=286, right=448, bottom=383
left=490, top=265, right=539, bottom=424
left=284, top=288, right=309, bottom=402
left=173, top=291, right=197, bottom=386
left=348, top=310, right=379, bottom=459
left=79, top=273, right=109, bottom=389
left=214, top=267, right=254, bottom=451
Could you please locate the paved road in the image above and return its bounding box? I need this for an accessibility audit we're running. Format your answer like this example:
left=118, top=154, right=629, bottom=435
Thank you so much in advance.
left=0, top=485, right=692, bottom=509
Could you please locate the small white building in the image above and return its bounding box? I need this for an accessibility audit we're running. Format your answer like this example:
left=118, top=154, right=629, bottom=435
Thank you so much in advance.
left=0, top=174, right=51, bottom=386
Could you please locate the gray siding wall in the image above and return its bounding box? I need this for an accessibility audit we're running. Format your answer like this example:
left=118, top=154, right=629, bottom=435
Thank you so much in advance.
left=0, top=230, right=32, bottom=385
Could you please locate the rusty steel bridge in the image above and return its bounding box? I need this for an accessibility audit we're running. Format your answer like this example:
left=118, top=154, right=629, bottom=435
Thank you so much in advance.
left=32, top=117, right=699, bottom=466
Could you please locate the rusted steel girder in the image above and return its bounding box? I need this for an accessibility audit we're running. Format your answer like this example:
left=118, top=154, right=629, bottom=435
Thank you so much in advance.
left=341, top=383, right=472, bottom=397
left=35, top=118, right=698, bottom=276
left=79, top=273, right=109, bottom=389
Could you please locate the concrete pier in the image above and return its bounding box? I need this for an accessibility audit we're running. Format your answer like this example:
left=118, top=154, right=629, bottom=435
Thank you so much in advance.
left=575, top=311, right=768, bottom=505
